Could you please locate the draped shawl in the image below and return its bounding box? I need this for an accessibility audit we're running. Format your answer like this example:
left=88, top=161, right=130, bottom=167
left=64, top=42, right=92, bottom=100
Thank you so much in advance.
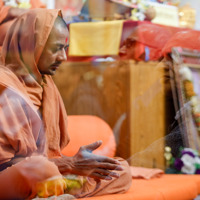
left=0, top=8, right=69, bottom=164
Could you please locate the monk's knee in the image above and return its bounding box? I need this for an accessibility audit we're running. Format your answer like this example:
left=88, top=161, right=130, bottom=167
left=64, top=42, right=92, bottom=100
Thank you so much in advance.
left=0, top=156, right=62, bottom=199
left=16, top=155, right=62, bottom=182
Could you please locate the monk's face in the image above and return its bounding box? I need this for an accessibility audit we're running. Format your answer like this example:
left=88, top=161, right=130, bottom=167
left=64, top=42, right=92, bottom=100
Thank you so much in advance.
left=119, top=37, right=136, bottom=60
left=37, top=23, right=69, bottom=76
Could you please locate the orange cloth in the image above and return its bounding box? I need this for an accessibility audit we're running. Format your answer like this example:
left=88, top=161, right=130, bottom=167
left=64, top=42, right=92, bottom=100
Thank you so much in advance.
left=0, top=8, right=132, bottom=199
left=0, top=0, right=45, bottom=49
left=0, top=8, right=69, bottom=163
left=74, top=157, right=132, bottom=198
left=130, top=166, right=164, bottom=179
left=62, top=115, right=116, bottom=158
left=0, top=0, right=45, bottom=23
left=0, top=156, right=64, bottom=199
left=81, top=175, right=200, bottom=200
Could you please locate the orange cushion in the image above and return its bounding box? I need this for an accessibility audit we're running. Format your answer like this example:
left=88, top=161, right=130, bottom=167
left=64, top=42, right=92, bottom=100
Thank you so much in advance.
left=61, top=115, right=116, bottom=157
left=164, top=174, right=200, bottom=194
left=80, top=175, right=199, bottom=200
left=187, top=175, right=200, bottom=193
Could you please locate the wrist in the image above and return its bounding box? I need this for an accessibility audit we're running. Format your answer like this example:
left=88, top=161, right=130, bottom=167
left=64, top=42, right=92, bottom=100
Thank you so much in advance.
left=50, top=155, right=75, bottom=175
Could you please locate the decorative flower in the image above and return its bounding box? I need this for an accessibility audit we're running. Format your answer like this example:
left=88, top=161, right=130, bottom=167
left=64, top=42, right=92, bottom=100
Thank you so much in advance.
left=179, top=65, right=200, bottom=134
left=181, top=154, right=196, bottom=174
left=174, top=158, right=184, bottom=171
left=182, top=147, right=198, bottom=156
left=183, top=80, right=196, bottom=98
left=169, top=147, right=200, bottom=174
left=190, top=96, right=198, bottom=107
left=179, top=65, right=193, bottom=81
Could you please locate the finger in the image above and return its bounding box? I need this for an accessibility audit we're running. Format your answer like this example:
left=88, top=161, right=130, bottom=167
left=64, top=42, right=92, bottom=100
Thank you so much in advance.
left=95, top=168, right=120, bottom=178
left=96, top=163, right=124, bottom=171
left=80, top=153, right=121, bottom=165
left=93, top=155, right=122, bottom=165
left=90, top=172, right=112, bottom=180
left=81, top=140, right=102, bottom=152
left=75, top=161, right=123, bottom=171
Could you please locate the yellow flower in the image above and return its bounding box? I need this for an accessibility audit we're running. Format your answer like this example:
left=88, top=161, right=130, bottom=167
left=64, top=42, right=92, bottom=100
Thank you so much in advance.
left=36, top=177, right=67, bottom=198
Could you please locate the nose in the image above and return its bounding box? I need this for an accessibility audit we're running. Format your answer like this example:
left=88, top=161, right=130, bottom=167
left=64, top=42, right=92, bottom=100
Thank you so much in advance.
left=119, top=45, right=127, bottom=56
left=57, top=48, right=67, bottom=62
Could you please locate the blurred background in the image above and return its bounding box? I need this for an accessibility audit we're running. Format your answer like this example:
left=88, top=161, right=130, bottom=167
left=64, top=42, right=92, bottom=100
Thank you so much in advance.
left=40, top=0, right=200, bottom=30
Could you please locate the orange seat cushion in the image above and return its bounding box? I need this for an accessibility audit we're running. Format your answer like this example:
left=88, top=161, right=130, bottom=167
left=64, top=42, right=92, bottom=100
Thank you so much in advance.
left=61, top=115, right=116, bottom=157
left=80, top=174, right=199, bottom=200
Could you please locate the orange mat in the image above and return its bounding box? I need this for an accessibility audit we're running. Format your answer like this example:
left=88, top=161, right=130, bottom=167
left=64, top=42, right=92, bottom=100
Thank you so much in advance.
left=80, top=174, right=200, bottom=200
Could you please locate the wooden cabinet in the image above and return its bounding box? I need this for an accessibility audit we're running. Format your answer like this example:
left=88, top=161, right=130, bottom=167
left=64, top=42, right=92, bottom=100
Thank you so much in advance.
left=54, top=60, right=170, bottom=169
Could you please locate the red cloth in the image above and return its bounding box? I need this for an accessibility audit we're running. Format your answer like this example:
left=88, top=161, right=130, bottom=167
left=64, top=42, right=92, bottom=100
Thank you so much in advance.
left=162, top=29, right=200, bottom=56
left=120, top=22, right=173, bottom=61
left=66, top=20, right=188, bottom=62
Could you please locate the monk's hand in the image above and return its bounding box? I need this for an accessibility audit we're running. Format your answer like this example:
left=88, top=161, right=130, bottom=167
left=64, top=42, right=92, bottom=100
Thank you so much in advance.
left=70, top=141, right=123, bottom=180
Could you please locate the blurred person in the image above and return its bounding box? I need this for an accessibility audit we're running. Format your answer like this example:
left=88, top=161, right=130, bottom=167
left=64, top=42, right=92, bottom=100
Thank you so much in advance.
left=0, top=8, right=132, bottom=199
left=0, top=0, right=45, bottom=47
left=119, top=23, right=172, bottom=61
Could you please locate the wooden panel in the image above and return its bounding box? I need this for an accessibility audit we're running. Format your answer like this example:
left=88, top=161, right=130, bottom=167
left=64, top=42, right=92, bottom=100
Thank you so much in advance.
left=129, top=61, right=166, bottom=169
left=54, top=61, right=131, bottom=159
left=53, top=60, right=168, bottom=169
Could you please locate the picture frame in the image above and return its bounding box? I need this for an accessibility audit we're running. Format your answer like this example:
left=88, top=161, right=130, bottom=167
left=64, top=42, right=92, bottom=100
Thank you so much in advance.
left=170, top=47, right=200, bottom=152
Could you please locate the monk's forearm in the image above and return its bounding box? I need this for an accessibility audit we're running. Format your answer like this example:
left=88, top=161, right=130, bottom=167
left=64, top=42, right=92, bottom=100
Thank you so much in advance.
left=49, top=141, right=123, bottom=179
left=50, top=155, right=75, bottom=175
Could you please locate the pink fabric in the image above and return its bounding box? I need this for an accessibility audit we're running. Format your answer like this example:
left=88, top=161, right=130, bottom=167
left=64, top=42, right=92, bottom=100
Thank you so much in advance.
left=130, top=166, right=164, bottom=179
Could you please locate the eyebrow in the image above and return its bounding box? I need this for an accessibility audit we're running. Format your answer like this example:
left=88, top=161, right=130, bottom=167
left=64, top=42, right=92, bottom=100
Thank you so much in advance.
left=54, top=43, right=69, bottom=50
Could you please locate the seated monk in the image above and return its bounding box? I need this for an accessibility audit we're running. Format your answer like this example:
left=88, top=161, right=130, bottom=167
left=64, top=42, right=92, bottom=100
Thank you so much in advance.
left=0, top=8, right=132, bottom=199
left=119, top=23, right=172, bottom=61
left=0, top=0, right=45, bottom=47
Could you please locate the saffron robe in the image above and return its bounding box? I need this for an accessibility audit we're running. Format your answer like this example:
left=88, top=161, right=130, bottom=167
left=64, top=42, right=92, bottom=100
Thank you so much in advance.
left=0, top=8, right=132, bottom=199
